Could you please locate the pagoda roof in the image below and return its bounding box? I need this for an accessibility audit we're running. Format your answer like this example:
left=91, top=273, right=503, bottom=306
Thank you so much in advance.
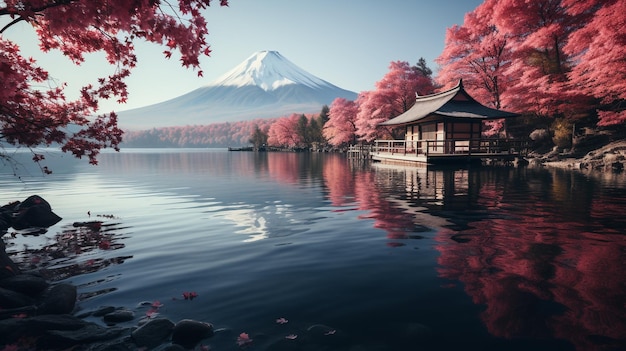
left=379, top=80, right=518, bottom=127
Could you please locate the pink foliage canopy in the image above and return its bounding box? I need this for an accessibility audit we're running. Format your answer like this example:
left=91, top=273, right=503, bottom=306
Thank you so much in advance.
left=1, top=0, right=229, bottom=169
left=356, top=61, right=434, bottom=142
left=436, top=0, right=511, bottom=109
left=267, top=113, right=304, bottom=148
left=562, top=0, right=626, bottom=126
left=436, top=0, right=624, bottom=126
left=324, top=98, right=358, bottom=147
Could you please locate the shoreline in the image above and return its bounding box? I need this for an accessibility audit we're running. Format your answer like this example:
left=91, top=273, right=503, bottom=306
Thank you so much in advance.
left=528, top=139, right=626, bottom=173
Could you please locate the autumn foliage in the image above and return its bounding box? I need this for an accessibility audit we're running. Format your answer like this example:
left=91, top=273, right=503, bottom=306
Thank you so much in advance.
left=1, top=0, right=229, bottom=170
left=437, top=0, right=625, bottom=126
left=3, top=0, right=623, bottom=161
left=325, top=60, right=435, bottom=147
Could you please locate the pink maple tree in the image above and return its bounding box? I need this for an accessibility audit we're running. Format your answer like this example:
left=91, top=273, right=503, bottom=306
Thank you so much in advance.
left=355, top=61, right=434, bottom=142
left=324, top=97, right=358, bottom=147
left=562, top=0, right=626, bottom=126
left=491, top=0, right=590, bottom=117
left=436, top=0, right=511, bottom=110
left=267, top=113, right=303, bottom=148
left=437, top=0, right=626, bottom=132
left=0, top=0, right=229, bottom=170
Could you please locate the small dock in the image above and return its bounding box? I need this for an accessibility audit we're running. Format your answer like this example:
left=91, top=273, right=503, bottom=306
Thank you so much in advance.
left=347, top=145, right=372, bottom=159
left=228, top=146, right=254, bottom=151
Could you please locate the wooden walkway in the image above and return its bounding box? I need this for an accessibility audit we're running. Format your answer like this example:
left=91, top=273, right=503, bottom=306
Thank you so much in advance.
left=349, top=139, right=530, bottom=165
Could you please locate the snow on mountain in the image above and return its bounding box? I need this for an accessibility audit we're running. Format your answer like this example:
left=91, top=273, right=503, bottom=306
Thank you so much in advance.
left=209, top=50, right=334, bottom=91
left=117, top=51, right=357, bottom=129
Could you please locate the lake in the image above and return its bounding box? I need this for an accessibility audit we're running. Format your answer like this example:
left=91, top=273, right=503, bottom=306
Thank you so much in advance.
left=1, top=148, right=625, bottom=351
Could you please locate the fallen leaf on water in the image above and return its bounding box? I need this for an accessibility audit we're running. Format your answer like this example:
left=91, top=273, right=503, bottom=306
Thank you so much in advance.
left=236, top=332, right=253, bottom=346
left=183, top=291, right=198, bottom=300
left=276, top=317, right=288, bottom=324
left=285, top=334, right=298, bottom=340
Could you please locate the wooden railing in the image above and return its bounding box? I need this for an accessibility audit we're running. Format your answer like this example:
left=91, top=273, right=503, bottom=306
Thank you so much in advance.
left=373, top=139, right=530, bottom=157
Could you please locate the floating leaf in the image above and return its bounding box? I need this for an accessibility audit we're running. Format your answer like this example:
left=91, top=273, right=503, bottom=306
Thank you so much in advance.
left=236, top=332, right=253, bottom=346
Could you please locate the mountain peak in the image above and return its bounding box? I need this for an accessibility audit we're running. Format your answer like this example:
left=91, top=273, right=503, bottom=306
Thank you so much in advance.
left=207, top=50, right=331, bottom=91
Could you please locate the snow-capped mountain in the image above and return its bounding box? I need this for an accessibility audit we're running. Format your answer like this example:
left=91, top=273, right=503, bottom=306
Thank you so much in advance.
left=117, top=51, right=357, bottom=129
left=210, top=50, right=333, bottom=91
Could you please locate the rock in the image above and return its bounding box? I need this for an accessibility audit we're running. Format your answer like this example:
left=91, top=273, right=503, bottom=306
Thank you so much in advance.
left=0, top=274, right=49, bottom=297
left=610, top=161, right=624, bottom=172
left=92, top=306, right=117, bottom=317
left=103, top=309, right=135, bottom=324
left=0, top=314, right=88, bottom=345
left=24, top=314, right=88, bottom=330
left=41, top=322, right=128, bottom=350
left=513, top=157, right=529, bottom=167
left=37, top=283, right=77, bottom=315
left=0, top=286, right=35, bottom=309
left=171, top=319, right=214, bottom=349
left=10, top=195, right=62, bottom=230
left=131, top=318, right=175, bottom=349
left=0, top=239, right=21, bottom=279
left=0, top=317, right=24, bottom=344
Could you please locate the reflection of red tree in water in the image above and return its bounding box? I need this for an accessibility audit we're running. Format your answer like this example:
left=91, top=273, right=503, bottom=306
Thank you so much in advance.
left=436, top=183, right=626, bottom=351
left=7, top=220, right=132, bottom=301
left=267, top=152, right=302, bottom=185
left=323, top=160, right=422, bottom=243
left=354, top=171, right=416, bottom=242
left=323, top=156, right=355, bottom=206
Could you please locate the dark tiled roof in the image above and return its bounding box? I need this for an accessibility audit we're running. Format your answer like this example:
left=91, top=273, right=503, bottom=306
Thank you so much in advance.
left=380, top=81, right=518, bottom=126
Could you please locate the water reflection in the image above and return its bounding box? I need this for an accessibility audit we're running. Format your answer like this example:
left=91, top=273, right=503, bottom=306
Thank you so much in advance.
left=5, top=219, right=132, bottom=301
left=343, top=163, right=626, bottom=351
left=3, top=150, right=624, bottom=350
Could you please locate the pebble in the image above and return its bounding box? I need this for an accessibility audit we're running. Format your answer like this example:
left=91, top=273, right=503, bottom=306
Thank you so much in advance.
left=102, top=308, right=136, bottom=324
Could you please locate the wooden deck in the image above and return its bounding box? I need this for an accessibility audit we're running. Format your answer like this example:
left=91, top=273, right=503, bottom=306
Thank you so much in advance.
left=353, top=139, right=530, bottom=165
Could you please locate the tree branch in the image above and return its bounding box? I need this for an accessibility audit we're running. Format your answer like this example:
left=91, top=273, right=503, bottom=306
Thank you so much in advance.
left=0, top=17, right=25, bottom=34
left=0, top=0, right=79, bottom=33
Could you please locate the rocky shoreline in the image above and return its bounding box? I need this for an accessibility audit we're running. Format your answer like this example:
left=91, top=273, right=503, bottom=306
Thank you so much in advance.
left=528, top=140, right=626, bottom=173
left=1, top=235, right=395, bottom=351
left=0, top=198, right=221, bottom=351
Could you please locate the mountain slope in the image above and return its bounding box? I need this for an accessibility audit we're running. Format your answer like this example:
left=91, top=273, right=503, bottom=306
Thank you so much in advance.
left=117, top=51, right=357, bottom=129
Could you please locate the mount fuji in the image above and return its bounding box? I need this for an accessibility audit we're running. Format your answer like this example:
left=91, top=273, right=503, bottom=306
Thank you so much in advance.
left=117, top=51, right=357, bottom=129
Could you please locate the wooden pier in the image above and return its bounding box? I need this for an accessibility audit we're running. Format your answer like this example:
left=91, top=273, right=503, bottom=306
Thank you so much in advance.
left=349, top=139, right=530, bottom=165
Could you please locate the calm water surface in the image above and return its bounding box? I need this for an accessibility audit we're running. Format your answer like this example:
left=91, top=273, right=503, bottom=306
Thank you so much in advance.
left=1, top=149, right=625, bottom=351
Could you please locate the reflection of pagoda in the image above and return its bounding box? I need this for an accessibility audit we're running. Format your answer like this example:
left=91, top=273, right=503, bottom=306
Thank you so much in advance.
left=326, top=158, right=488, bottom=241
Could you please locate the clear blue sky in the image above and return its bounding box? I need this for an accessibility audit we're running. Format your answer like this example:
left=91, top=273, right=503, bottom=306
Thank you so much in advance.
left=5, top=0, right=483, bottom=113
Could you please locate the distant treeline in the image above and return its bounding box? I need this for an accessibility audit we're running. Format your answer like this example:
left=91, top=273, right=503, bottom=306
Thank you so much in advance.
left=122, top=118, right=277, bottom=148
left=122, top=107, right=331, bottom=149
